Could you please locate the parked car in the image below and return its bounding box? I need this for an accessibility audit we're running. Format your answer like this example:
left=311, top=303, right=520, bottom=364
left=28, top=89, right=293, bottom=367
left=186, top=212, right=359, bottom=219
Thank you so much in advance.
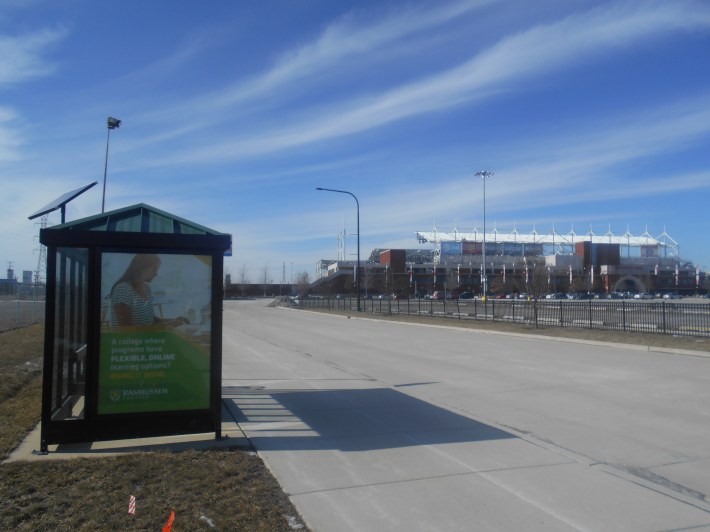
left=458, top=292, right=475, bottom=300
left=634, top=293, right=654, bottom=300
left=663, top=293, right=681, bottom=299
left=432, top=291, right=454, bottom=300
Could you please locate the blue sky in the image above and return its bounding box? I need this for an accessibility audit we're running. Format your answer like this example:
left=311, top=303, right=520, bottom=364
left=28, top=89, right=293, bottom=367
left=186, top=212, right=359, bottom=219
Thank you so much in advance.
left=1, top=0, right=709, bottom=283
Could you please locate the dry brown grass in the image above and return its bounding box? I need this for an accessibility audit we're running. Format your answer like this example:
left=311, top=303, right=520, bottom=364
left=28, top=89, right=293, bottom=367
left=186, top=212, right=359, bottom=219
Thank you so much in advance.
left=1, top=449, right=304, bottom=531
left=0, top=324, right=43, bottom=402
left=0, top=325, right=309, bottom=532
left=0, top=377, right=42, bottom=461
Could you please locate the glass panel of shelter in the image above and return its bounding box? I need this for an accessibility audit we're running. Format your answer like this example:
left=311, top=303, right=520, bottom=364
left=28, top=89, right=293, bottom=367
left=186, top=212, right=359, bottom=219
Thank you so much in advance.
left=51, top=247, right=88, bottom=421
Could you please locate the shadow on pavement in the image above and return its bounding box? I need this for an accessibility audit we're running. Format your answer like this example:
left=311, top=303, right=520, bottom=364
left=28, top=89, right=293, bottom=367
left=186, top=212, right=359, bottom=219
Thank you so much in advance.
left=223, top=386, right=515, bottom=452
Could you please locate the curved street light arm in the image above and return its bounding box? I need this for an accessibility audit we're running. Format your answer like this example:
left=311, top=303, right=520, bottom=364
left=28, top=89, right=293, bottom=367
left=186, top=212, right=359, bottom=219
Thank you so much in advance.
left=316, top=187, right=361, bottom=311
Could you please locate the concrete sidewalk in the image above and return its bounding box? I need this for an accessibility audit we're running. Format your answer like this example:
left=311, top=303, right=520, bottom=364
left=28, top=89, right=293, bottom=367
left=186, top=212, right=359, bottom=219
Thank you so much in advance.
left=5, top=402, right=249, bottom=463
left=224, top=378, right=710, bottom=531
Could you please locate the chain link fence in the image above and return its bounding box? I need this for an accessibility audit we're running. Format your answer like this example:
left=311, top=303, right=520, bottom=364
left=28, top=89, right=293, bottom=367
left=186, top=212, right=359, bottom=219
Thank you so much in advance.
left=0, top=297, right=46, bottom=333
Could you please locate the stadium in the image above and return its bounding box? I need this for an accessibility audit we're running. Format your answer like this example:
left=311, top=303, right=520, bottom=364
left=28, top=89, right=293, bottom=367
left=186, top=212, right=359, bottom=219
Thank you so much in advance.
left=312, top=225, right=706, bottom=298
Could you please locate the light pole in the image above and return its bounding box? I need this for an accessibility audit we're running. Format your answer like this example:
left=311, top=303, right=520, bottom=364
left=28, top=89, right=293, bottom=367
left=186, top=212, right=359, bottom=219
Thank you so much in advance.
left=475, top=170, right=494, bottom=301
left=316, top=187, right=361, bottom=311
left=102, top=116, right=122, bottom=213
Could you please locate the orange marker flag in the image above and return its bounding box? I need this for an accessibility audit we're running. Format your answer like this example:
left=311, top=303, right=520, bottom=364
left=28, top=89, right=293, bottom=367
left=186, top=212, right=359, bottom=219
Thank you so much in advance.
left=162, top=511, right=175, bottom=532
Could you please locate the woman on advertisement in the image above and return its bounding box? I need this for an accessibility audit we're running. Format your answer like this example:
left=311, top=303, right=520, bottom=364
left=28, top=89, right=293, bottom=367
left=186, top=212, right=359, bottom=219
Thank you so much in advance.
left=110, top=253, right=189, bottom=329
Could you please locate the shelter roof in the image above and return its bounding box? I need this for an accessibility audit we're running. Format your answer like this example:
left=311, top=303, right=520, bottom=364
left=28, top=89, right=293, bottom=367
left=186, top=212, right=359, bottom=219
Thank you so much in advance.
left=46, top=203, right=226, bottom=235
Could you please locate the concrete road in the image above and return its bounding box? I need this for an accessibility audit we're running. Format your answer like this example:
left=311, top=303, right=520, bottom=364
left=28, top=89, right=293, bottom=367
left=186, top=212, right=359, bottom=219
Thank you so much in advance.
left=222, top=300, right=710, bottom=531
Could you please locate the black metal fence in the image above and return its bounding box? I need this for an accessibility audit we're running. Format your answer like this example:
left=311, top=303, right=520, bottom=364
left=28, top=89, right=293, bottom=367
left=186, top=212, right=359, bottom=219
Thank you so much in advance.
left=299, top=297, right=710, bottom=338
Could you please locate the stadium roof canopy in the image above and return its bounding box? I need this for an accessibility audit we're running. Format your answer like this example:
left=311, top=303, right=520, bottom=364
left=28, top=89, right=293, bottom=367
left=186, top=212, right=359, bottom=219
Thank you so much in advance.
left=416, top=228, right=676, bottom=248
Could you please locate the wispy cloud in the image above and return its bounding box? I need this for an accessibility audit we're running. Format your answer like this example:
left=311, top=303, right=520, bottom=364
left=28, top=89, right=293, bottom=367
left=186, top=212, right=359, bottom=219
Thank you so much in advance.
left=203, top=0, right=491, bottom=108
left=0, top=26, right=66, bottom=166
left=0, top=27, right=66, bottom=87
left=134, top=0, right=491, bottom=139
left=495, top=95, right=710, bottom=188
left=311, top=95, right=710, bottom=235
left=0, top=106, right=23, bottom=162
left=139, top=1, right=710, bottom=168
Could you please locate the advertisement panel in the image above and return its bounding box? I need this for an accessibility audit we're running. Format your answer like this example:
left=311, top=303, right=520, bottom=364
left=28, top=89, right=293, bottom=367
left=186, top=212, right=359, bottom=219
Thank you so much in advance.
left=98, top=252, right=212, bottom=415
left=462, top=241, right=482, bottom=255
left=441, top=241, right=463, bottom=255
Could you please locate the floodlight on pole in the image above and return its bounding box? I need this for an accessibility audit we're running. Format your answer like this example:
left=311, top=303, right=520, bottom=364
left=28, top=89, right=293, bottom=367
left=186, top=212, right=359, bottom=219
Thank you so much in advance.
left=475, top=170, right=494, bottom=301
left=316, top=187, right=361, bottom=311
left=101, top=116, right=122, bottom=213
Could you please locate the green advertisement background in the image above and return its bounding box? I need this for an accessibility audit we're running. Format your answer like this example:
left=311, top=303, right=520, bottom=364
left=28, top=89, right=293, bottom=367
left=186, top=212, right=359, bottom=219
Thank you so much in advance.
left=98, top=331, right=210, bottom=414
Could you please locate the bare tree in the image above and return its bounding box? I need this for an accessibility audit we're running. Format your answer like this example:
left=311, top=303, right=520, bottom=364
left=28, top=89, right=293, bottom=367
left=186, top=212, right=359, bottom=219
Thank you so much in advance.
left=238, top=264, right=249, bottom=298
left=569, top=275, right=591, bottom=294
left=363, top=264, right=376, bottom=297
left=296, top=271, right=311, bottom=298
left=490, top=275, right=516, bottom=296
left=526, top=260, right=551, bottom=302
left=260, top=263, right=271, bottom=297
left=510, top=259, right=550, bottom=328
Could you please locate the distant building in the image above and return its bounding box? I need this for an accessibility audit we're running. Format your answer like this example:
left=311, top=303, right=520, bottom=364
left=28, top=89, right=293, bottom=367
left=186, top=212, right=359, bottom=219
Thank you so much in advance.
left=310, top=225, right=706, bottom=297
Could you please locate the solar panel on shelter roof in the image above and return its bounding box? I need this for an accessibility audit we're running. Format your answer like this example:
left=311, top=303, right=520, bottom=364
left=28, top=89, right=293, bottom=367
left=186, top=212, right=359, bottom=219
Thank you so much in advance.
left=28, top=181, right=98, bottom=223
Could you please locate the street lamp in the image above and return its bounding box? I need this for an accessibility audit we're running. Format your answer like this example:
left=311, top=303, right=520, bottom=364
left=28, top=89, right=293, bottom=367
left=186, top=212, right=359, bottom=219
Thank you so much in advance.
left=316, top=187, right=361, bottom=311
left=101, top=116, right=122, bottom=213
left=475, top=170, right=494, bottom=301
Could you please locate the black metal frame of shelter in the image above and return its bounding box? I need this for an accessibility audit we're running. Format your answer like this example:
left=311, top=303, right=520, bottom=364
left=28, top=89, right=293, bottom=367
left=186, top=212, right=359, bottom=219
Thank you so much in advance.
left=39, top=204, right=231, bottom=452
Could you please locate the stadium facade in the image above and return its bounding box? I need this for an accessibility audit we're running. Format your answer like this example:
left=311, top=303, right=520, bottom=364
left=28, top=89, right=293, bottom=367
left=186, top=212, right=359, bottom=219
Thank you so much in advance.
left=312, top=226, right=706, bottom=297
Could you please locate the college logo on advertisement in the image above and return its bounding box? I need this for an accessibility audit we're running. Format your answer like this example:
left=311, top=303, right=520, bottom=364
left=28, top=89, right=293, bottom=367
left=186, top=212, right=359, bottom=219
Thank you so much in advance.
left=110, top=389, right=122, bottom=402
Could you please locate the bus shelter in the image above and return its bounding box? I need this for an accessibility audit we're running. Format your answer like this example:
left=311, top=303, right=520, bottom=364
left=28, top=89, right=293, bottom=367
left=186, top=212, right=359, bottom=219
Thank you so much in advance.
left=39, top=204, right=231, bottom=452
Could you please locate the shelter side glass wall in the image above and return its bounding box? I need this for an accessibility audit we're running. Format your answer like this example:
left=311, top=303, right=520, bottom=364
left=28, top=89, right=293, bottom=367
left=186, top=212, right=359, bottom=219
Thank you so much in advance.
left=51, top=247, right=88, bottom=421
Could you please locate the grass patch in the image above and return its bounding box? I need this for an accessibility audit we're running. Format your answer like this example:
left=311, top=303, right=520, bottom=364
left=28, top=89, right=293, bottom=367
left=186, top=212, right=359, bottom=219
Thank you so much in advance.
left=0, top=325, right=44, bottom=460
left=1, top=449, right=304, bottom=531
left=0, top=325, right=309, bottom=532
left=0, top=324, right=43, bottom=402
left=0, top=377, right=42, bottom=461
